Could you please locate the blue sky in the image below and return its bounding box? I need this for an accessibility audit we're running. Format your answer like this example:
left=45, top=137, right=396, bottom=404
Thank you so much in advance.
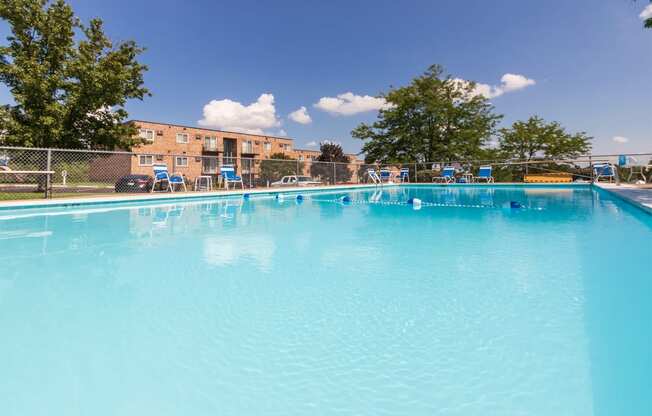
left=1, top=0, right=651, bottom=155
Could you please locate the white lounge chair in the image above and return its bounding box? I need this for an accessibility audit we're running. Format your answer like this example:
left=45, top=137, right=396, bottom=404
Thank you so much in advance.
left=152, top=164, right=187, bottom=192
left=366, top=168, right=381, bottom=184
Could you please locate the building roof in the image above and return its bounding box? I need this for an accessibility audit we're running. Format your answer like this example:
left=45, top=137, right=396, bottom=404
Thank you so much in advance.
left=128, top=119, right=293, bottom=141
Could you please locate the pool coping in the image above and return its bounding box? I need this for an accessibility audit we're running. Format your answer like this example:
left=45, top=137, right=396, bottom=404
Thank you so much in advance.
left=593, top=183, right=652, bottom=215
left=0, top=183, right=395, bottom=211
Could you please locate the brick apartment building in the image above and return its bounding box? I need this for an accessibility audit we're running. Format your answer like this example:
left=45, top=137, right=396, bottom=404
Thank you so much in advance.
left=126, top=120, right=362, bottom=185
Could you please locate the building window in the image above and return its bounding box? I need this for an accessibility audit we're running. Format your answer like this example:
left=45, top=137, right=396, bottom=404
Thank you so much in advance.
left=175, top=156, right=188, bottom=167
left=139, top=129, right=155, bottom=142
left=242, top=140, right=253, bottom=153
left=139, top=155, right=153, bottom=166
left=176, top=133, right=189, bottom=144
left=264, top=142, right=271, bottom=152
left=204, top=136, right=217, bottom=150
left=203, top=158, right=218, bottom=174
left=298, top=155, right=304, bottom=161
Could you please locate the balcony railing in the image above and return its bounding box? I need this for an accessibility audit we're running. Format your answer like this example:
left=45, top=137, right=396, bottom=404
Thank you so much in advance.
left=202, top=166, right=219, bottom=174
left=202, top=143, right=220, bottom=152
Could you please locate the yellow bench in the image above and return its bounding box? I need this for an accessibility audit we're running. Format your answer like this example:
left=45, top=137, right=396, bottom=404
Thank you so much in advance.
left=524, top=173, right=573, bottom=183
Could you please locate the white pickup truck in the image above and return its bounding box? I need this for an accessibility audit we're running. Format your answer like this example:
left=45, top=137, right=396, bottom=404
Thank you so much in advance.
left=271, top=176, right=322, bottom=187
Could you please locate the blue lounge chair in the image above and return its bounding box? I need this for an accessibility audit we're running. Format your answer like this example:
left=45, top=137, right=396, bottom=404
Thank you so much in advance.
left=220, top=165, right=244, bottom=189
left=432, top=166, right=456, bottom=183
left=379, top=168, right=392, bottom=183
left=593, top=163, right=617, bottom=183
left=475, top=165, right=494, bottom=183
left=398, top=167, right=410, bottom=182
left=152, top=164, right=187, bottom=193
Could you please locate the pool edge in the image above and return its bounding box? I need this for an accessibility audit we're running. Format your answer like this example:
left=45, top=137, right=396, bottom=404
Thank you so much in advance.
left=593, top=183, right=652, bottom=215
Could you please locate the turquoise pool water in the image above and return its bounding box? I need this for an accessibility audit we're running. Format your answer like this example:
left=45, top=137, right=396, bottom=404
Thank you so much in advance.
left=0, top=186, right=650, bottom=415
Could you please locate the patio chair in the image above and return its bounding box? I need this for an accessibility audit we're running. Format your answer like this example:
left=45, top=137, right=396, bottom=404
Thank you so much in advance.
left=432, top=166, right=456, bottom=183
left=475, top=165, right=494, bottom=183
left=220, top=165, right=244, bottom=189
left=0, top=155, right=9, bottom=171
left=379, top=168, right=392, bottom=183
left=398, top=168, right=410, bottom=182
left=593, top=163, right=617, bottom=183
left=152, top=164, right=187, bottom=193
left=619, top=155, right=648, bottom=183
left=366, top=168, right=381, bottom=184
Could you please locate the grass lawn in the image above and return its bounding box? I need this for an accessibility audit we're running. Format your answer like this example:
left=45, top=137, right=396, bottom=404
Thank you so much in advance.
left=0, top=192, right=105, bottom=201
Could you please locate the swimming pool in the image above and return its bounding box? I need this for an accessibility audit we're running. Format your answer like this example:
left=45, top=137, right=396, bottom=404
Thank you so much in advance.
left=1, top=185, right=650, bottom=415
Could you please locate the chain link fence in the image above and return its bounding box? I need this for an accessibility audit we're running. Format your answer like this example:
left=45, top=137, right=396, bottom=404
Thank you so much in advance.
left=1, top=146, right=651, bottom=201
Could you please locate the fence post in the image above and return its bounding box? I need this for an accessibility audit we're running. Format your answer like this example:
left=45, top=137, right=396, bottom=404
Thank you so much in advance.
left=296, top=159, right=300, bottom=177
left=589, top=155, right=594, bottom=183
left=45, top=148, right=52, bottom=199
left=414, top=162, right=418, bottom=183
left=332, top=162, right=336, bottom=185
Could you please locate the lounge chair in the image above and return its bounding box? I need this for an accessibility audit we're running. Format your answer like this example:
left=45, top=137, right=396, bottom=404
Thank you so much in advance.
left=432, top=166, right=456, bottom=183
left=220, top=165, right=244, bottom=189
left=379, top=168, right=392, bottom=183
left=619, top=155, right=648, bottom=183
left=152, top=164, right=187, bottom=193
left=398, top=168, right=410, bottom=182
left=0, top=155, right=9, bottom=171
left=475, top=165, right=494, bottom=183
left=593, top=163, right=617, bottom=183
left=366, top=168, right=381, bottom=184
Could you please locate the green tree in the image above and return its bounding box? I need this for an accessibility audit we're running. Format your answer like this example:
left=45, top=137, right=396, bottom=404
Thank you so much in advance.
left=636, top=1, right=652, bottom=28
left=352, top=65, right=502, bottom=164
left=258, top=152, right=300, bottom=184
left=498, top=116, right=592, bottom=176
left=309, top=142, right=352, bottom=184
left=0, top=0, right=149, bottom=149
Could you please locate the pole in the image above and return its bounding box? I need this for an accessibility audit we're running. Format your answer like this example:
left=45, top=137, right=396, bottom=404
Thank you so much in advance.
left=45, top=148, right=52, bottom=199
left=332, top=162, right=336, bottom=185
left=414, top=162, right=418, bottom=183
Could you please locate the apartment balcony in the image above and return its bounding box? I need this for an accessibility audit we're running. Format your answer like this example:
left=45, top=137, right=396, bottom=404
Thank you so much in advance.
left=241, top=144, right=258, bottom=156
left=202, top=144, right=221, bottom=153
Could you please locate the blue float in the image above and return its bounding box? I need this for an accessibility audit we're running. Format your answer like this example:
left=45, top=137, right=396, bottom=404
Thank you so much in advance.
left=510, top=201, right=523, bottom=209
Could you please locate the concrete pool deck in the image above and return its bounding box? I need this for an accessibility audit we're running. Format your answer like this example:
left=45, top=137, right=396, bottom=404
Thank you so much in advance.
left=595, top=183, right=652, bottom=214
left=0, top=183, right=392, bottom=210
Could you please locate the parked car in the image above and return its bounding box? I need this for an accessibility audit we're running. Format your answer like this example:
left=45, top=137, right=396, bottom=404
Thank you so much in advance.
left=271, top=175, right=322, bottom=187
left=115, top=174, right=153, bottom=192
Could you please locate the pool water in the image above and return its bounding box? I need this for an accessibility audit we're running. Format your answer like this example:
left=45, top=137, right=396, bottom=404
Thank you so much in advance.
left=0, top=186, right=650, bottom=415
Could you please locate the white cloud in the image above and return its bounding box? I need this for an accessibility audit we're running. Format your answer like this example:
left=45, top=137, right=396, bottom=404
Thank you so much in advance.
left=277, top=129, right=287, bottom=137
left=453, top=73, right=536, bottom=99
left=305, top=141, right=317, bottom=147
left=640, top=4, right=652, bottom=20
left=288, top=106, right=312, bottom=124
left=612, top=136, right=629, bottom=144
left=500, top=73, right=536, bottom=93
left=198, top=93, right=281, bottom=134
left=314, top=92, right=392, bottom=116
